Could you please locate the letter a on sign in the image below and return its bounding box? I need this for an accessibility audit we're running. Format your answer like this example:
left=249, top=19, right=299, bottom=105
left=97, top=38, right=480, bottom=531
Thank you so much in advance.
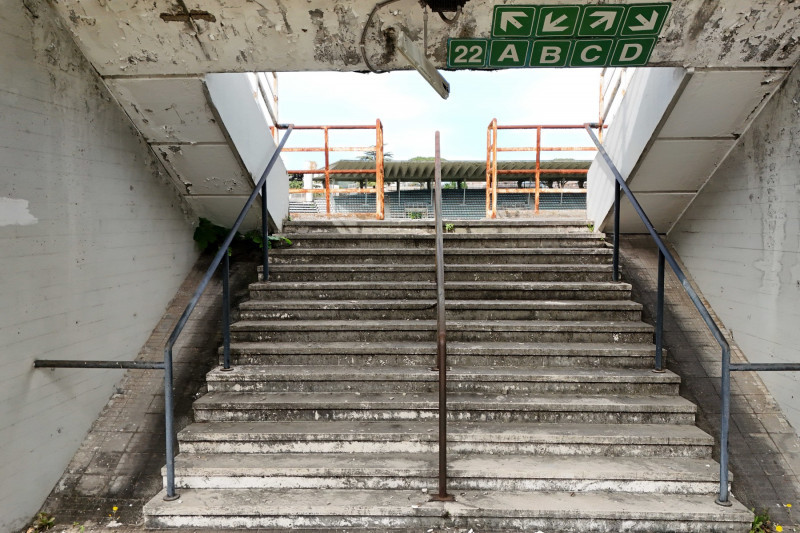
left=489, top=40, right=529, bottom=67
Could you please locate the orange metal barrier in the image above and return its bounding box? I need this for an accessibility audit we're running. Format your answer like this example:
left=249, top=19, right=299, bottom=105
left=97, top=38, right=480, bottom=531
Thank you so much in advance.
left=274, top=121, right=385, bottom=220
left=485, top=120, right=602, bottom=218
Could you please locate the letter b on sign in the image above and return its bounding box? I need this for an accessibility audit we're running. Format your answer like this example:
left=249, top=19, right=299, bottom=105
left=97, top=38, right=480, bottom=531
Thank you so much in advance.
left=528, top=41, right=571, bottom=67
left=610, top=37, right=656, bottom=67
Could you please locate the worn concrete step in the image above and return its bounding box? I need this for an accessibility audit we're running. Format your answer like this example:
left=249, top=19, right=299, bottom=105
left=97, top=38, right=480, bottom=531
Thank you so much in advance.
left=168, top=453, right=724, bottom=494
left=237, top=299, right=643, bottom=322
left=268, top=247, right=613, bottom=265
left=229, top=319, right=654, bottom=344
left=225, top=341, right=658, bottom=368
left=262, top=263, right=614, bottom=282
left=143, top=487, right=752, bottom=531
left=192, top=392, right=696, bottom=424
left=177, top=421, right=714, bottom=457
left=283, top=218, right=595, bottom=234
left=206, top=366, right=680, bottom=395
left=250, top=281, right=631, bottom=301
left=284, top=232, right=604, bottom=249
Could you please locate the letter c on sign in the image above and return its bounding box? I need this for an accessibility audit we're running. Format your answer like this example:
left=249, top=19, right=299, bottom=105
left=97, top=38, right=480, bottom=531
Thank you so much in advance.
left=580, top=44, right=603, bottom=63
left=619, top=43, right=643, bottom=62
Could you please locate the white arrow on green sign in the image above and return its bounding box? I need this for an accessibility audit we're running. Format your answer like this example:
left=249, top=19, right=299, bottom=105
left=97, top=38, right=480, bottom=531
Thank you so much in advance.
left=492, top=6, right=536, bottom=37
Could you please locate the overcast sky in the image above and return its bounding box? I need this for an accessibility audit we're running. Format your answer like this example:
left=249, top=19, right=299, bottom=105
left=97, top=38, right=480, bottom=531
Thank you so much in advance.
left=276, top=68, right=603, bottom=170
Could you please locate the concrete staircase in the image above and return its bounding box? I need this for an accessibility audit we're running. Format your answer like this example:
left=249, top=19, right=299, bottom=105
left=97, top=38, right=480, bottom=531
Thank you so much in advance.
left=144, top=219, right=752, bottom=531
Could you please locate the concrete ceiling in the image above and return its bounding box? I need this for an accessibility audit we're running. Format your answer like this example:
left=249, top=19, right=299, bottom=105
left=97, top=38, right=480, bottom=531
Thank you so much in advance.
left=623, top=68, right=785, bottom=232
left=51, top=1, right=800, bottom=76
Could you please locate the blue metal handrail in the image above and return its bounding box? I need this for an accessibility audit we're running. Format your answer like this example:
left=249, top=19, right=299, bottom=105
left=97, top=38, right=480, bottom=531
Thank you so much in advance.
left=584, top=123, right=800, bottom=506
left=161, top=125, right=293, bottom=499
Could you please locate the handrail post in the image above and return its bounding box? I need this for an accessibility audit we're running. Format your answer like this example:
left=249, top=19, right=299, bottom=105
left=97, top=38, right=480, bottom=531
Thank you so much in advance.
left=431, top=130, right=453, bottom=502
left=534, top=126, right=542, bottom=214
left=376, top=119, right=385, bottom=220
left=324, top=127, right=331, bottom=215
left=613, top=179, right=620, bottom=282
left=491, top=119, right=498, bottom=218
left=485, top=124, right=492, bottom=218
left=654, top=249, right=665, bottom=372
left=222, top=250, right=232, bottom=371
left=262, top=180, right=269, bottom=281
left=717, top=345, right=733, bottom=506
left=163, top=345, right=179, bottom=501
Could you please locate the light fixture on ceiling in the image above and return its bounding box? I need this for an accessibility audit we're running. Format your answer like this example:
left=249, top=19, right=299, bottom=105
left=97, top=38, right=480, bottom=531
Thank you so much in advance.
left=395, top=30, right=451, bottom=100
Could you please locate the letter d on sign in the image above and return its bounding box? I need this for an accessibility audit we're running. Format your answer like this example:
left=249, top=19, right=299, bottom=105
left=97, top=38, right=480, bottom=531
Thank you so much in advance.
left=619, top=43, right=643, bottom=62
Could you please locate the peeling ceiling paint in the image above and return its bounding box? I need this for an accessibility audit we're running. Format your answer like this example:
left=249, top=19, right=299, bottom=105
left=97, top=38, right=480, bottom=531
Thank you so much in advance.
left=49, top=0, right=800, bottom=76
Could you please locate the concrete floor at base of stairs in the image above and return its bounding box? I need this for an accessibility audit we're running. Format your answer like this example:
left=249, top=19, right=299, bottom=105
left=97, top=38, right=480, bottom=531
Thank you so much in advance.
left=28, top=232, right=800, bottom=533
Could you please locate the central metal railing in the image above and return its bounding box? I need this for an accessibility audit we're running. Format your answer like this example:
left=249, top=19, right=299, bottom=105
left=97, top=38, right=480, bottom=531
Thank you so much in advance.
left=485, top=121, right=600, bottom=218
left=584, top=123, right=800, bottom=506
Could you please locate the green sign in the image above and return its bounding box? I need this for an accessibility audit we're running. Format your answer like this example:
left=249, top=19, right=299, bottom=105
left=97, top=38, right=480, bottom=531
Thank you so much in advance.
left=529, top=41, right=571, bottom=67
left=577, top=6, right=626, bottom=37
left=535, top=6, right=580, bottom=37
left=570, top=39, right=614, bottom=67
left=489, top=40, right=530, bottom=68
left=447, top=39, right=488, bottom=68
left=451, top=3, right=669, bottom=69
left=610, top=37, right=656, bottom=66
left=621, top=4, right=671, bottom=36
left=492, top=6, right=536, bottom=38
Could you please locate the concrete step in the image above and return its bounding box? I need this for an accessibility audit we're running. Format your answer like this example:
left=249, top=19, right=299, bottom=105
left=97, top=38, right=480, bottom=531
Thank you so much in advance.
left=283, top=218, right=595, bottom=234
left=143, top=488, right=752, bottom=531
left=192, top=392, right=696, bottom=424
left=206, top=366, right=680, bottom=395
left=268, top=247, right=613, bottom=265
left=177, top=421, right=714, bottom=457
left=224, top=341, right=658, bottom=368
left=229, top=319, right=654, bottom=344
left=237, top=299, right=643, bottom=322
left=167, top=453, right=724, bottom=494
left=249, top=281, right=632, bottom=301
left=283, top=232, right=605, bottom=249
left=262, top=263, right=614, bottom=282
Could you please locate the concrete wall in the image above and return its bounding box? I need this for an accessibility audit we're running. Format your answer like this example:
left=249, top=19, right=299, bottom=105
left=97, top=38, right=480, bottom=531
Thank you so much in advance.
left=205, top=73, right=290, bottom=231
left=587, top=67, right=687, bottom=231
left=0, top=2, right=198, bottom=530
left=670, top=64, right=800, bottom=433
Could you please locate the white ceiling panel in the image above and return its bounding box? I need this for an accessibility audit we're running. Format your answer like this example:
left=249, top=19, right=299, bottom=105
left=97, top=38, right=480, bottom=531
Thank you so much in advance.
left=106, top=77, right=225, bottom=143
left=631, top=139, right=735, bottom=192
left=618, top=193, right=695, bottom=233
left=154, top=144, right=252, bottom=196
left=658, top=70, right=783, bottom=138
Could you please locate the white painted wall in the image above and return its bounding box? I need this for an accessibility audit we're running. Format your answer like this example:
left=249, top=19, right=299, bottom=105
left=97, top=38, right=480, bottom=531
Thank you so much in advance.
left=205, top=73, right=290, bottom=231
left=586, top=67, right=686, bottom=230
left=0, top=2, right=198, bottom=530
left=670, top=64, right=800, bottom=434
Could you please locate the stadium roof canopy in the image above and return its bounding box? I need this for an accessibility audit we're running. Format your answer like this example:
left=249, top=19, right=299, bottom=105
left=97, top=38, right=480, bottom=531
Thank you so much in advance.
left=317, top=160, right=592, bottom=183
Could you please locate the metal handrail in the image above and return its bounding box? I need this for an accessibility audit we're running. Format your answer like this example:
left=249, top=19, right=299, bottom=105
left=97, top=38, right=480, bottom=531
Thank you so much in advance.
left=486, top=121, right=599, bottom=218
left=430, top=131, right=453, bottom=502
left=583, top=123, right=800, bottom=506
left=161, top=125, right=294, bottom=500
left=277, top=122, right=385, bottom=219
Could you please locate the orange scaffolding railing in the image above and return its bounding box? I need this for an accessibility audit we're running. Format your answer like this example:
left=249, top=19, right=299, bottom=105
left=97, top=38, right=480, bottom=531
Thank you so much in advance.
left=485, top=120, right=603, bottom=218
left=275, top=121, right=385, bottom=220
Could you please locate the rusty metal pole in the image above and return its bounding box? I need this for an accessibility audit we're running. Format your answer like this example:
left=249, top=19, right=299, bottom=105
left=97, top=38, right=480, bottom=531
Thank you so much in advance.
left=491, top=120, right=498, bottom=218
left=376, top=120, right=385, bottom=220
left=535, top=126, right=542, bottom=214
left=431, top=130, right=453, bottom=502
left=324, top=127, right=331, bottom=215
left=485, top=124, right=492, bottom=218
